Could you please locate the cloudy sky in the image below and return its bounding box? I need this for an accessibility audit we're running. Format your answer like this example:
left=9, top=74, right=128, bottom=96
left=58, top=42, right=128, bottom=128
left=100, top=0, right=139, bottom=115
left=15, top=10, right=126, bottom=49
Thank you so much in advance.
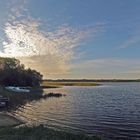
left=0, top=0, right=140, bottom=79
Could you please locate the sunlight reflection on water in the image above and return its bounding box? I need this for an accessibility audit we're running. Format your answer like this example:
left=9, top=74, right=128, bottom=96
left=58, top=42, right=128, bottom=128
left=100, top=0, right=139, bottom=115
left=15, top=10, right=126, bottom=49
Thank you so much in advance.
left=14, top=82, right=140, bottom=139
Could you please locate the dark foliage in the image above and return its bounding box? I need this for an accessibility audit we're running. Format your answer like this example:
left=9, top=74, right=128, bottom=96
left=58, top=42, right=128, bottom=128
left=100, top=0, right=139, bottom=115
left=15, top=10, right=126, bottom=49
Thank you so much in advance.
left=0, top=57, right=42, bottom=87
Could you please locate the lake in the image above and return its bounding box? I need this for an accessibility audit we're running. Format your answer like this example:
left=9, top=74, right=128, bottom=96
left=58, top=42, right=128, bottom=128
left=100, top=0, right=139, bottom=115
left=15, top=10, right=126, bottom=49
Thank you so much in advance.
left=14, top=82, right=140, bottom=139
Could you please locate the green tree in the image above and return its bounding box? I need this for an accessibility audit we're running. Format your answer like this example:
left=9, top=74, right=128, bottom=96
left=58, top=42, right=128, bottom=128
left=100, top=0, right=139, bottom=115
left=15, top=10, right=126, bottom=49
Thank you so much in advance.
left=0, top=57, right=43, bottom=86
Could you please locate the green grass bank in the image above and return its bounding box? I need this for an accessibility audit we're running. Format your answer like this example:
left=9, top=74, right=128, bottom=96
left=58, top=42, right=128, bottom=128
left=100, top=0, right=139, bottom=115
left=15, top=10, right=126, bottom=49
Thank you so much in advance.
left=0, top=125, right=103, bottom=140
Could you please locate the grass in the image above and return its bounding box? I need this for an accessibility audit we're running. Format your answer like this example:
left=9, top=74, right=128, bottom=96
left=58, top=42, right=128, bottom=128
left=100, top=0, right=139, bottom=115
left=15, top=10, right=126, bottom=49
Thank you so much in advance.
left=0, top=125, right=103, bottom=140
left=41, top=81, right=100, bottom=88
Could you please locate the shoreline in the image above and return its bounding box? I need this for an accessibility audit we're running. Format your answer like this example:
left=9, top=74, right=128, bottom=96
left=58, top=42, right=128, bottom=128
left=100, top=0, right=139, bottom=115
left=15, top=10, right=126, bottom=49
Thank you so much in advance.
left=0, top=112, right=24, bottom=127
left=0, top=83, right=100, bottom=127
left=0, top=84, right=102, bottom=140
left=0, top=84, right=101, bottom=139
left=0, top=124, right=100, bottom=140
left=0, top=86, right=66, bottom=128
left=0, top=112, right=100, bottom=140
left=41, top=81, right=100, bottom=88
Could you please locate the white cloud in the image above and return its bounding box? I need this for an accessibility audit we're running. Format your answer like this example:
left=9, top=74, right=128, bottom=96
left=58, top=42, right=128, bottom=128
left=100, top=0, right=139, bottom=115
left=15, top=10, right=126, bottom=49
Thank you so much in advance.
left=0, top=0, right=103, bottom=77
left=7, top=0, right=28, bottom=20
left=1, top=19, right=93, bottom=76
left=119, top=30, right=140, bottom=48
left=70, top=58, right=140, bottom=79
left=73, top=58, right=140, bottom=68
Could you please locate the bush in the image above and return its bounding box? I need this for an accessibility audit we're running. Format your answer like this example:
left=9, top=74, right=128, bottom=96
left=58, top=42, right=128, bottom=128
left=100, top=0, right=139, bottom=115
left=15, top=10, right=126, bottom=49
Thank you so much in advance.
left=0, top=57, right=42, bottom=87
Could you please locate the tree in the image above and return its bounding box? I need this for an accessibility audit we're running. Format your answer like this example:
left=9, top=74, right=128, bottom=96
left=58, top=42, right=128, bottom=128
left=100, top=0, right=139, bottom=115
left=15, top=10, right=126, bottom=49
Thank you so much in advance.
left=0, top=57, right=43, bottom=87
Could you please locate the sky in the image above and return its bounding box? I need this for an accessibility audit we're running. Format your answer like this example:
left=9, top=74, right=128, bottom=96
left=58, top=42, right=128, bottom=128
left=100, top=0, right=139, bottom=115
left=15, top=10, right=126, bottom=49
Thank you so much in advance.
left=0, top=0, right=140, bottom=79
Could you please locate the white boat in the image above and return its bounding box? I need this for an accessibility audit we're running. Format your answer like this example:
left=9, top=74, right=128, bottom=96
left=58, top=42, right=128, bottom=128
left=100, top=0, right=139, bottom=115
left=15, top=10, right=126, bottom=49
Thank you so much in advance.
left=5, top=86, right=30, bottom=93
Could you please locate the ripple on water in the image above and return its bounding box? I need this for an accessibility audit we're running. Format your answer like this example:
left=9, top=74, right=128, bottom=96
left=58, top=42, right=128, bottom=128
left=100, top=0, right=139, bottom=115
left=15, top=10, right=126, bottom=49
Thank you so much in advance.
left=15, top=83, right=140, bottom=139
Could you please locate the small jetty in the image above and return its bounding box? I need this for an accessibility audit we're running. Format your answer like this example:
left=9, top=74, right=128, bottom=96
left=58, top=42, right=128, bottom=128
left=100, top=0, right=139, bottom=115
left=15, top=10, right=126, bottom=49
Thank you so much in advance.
left=0, top=96, right=9, bottom=107
left=0, top=112, right=21, bottom=126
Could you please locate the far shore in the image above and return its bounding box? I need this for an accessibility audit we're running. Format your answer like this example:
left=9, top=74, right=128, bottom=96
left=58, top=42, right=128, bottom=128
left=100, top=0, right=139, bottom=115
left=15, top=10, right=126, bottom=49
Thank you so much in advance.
left=41, top=81, right=100, bottom=88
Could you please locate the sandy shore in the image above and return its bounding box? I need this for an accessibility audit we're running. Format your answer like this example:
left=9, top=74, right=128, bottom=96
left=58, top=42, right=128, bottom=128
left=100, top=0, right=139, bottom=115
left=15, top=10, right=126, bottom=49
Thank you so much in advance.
left=0, top=112, right=23, bottom=127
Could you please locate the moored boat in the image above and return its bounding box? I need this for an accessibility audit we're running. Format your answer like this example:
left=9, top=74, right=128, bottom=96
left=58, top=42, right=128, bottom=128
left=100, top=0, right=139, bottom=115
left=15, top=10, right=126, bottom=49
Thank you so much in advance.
left=5, top=86, right=30, bottom=93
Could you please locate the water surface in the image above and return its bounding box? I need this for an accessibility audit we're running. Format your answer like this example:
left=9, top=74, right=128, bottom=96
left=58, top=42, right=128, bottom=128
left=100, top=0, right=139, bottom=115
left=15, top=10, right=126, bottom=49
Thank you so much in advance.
left=14, top=82, right=140, bottom=139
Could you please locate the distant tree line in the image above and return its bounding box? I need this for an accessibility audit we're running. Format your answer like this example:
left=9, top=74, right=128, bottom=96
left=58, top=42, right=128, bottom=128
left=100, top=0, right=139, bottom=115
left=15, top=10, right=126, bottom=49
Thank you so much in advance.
left=0, top=57, right=43, bottom=87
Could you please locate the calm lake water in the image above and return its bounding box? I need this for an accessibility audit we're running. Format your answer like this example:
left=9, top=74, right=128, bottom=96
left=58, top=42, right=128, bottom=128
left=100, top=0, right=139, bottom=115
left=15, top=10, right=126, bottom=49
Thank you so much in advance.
left=14, top=82, right=140, bottom=139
